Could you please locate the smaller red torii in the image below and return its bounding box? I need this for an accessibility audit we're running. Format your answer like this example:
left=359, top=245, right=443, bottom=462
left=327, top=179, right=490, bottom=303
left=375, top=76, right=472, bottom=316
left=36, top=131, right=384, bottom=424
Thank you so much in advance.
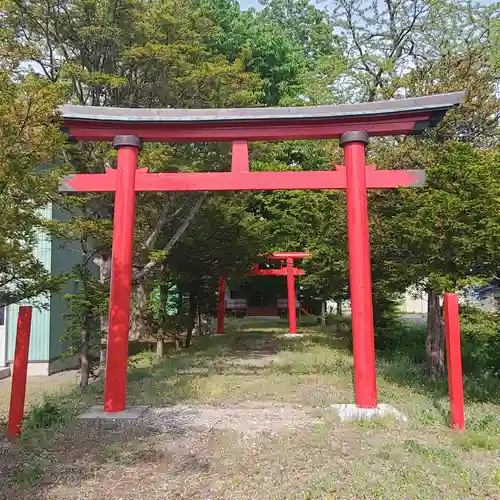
left=216, top=252, right=311, bottom=335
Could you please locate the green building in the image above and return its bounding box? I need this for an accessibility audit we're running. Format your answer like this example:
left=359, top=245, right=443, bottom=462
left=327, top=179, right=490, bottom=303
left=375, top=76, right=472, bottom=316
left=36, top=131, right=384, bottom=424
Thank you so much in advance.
left=0, top=204, right=83, bottom=378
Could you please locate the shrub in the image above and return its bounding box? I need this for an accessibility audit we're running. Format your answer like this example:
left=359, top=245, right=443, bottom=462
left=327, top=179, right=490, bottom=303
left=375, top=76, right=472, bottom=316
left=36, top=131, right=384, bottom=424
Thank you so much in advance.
left=459, top=306, right=500, bottom=375
left=373, top=292, right=404, bottom=351
left=374, top=304, right=499, bottom=377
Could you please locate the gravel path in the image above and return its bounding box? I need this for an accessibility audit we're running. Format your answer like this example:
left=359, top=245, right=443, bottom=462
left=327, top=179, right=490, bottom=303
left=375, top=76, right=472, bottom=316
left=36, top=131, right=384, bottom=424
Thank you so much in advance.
left=139, top=402, right=324, bottom=435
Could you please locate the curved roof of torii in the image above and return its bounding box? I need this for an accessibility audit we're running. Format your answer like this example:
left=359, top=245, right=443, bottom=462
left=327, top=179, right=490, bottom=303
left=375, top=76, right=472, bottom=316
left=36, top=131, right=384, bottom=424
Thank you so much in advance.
left=59, top=91, right=464, bottom=142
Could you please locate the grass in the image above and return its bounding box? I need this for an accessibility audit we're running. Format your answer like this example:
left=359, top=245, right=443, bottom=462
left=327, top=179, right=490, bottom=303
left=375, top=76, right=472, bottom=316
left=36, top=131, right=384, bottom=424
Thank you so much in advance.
left=1, top=317, right=499, bottom=499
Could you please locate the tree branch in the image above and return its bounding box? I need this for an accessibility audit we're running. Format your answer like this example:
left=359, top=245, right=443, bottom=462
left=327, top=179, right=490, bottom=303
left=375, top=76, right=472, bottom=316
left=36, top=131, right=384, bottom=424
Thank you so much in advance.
left=132, top=193, right=208, bottom=282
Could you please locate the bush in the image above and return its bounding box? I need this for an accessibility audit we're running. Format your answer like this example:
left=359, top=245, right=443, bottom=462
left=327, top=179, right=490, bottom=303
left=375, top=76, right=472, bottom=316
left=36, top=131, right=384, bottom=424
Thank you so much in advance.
left=374, top=305, right=500, bottom=377
left=460, top=306, right=500, bottom=376
left=373, top=292, right=404, bottom=351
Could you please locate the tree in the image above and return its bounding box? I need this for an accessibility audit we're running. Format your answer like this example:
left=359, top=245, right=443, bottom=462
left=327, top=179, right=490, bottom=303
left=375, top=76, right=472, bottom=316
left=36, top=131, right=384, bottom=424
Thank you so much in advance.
left=167, top=194, right=268, bottom=345
left=197, top=0, right=345, bottom=105
left=374, top=141, right=499, bottom=373
left=0, top=50, right=65, bottom=307
left=7, top=0, right=264, bottom=367
left=332, top=0, right=499, bottom=372
left=333, top=0, right=497, bottom=101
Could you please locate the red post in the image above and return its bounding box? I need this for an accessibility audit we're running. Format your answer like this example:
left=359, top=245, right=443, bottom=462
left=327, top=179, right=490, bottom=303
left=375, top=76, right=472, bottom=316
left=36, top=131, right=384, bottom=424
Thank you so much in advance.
left=216, top=276, right=226, bottom=334
left=286, top=257, right=297, bottom=334
left=104, top=135, right=141, bottom=412
left=7, top=306, right=33, bottom=437
left=444, top=293, right=465, bottom=430
left=341, top=131, right=377, bottom=409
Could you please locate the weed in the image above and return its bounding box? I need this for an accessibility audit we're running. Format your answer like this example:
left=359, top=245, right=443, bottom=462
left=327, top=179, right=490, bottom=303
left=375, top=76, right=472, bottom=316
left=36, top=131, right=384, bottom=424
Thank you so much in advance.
left=455, top=431, right=500, bottom=451
left=23, top=399, right=68, bottom=431
left=12, top=463, right=43, bottom=487
left=467, top=411, right=499, bottom=432
left=402, top=440, right=460, bottom=467
left=493, top=469, right=500, bottom=487
left=349, top=417, right=388, bottom=429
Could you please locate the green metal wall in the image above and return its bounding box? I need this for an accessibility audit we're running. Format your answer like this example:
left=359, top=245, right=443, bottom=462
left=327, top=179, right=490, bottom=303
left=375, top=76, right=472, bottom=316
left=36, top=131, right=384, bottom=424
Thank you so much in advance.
left=7, top=203, right=100, bottom=364
left=48, top=205, right=82, bottom=360
left=7, top=205, right=52, bottom=361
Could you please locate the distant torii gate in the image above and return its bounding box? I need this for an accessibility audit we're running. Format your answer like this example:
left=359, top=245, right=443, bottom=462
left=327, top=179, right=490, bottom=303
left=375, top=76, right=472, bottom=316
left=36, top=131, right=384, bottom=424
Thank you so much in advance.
left=216, top=251, right=312, bottom=335
left=59, top=92, right=463, bottom=413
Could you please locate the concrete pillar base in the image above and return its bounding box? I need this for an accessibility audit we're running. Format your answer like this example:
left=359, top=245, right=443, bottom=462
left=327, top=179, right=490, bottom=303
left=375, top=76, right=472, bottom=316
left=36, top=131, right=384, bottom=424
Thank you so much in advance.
left=331, top=403, right=407, bottom=422
left=77, top=405, right=149, bottom=421
left=0, top=367, right=10, bottom=380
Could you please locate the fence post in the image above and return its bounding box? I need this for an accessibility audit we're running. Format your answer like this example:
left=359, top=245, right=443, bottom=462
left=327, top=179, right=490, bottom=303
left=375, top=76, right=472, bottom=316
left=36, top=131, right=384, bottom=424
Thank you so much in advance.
left=7, top=306, right=33, bottom=437
left=444, top=293, right=465, bottom=431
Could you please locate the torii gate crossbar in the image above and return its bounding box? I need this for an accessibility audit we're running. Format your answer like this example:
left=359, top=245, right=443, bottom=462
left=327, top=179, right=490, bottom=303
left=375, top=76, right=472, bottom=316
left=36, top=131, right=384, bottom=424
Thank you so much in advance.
left=58, top=92, right=463, bottom=413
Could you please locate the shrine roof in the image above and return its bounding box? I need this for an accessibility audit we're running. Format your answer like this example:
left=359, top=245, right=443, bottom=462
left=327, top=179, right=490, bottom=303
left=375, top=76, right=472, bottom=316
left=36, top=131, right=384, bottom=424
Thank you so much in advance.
left=60, top=92, right=463, bottom=124
left=268, top=252, right=312, bottom=260
left=59, top=92, right=464, bottom=142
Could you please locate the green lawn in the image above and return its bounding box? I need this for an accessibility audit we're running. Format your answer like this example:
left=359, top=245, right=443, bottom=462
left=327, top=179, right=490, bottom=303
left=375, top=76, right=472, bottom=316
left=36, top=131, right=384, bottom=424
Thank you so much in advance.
left=2, top=318, right=499, bottom=499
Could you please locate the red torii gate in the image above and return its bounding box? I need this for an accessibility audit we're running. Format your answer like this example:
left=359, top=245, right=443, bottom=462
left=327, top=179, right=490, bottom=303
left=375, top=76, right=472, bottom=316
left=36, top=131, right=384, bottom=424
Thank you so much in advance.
left=216, top=251, right=311, bottom=336
left=58, top=92, right=463, bottom=413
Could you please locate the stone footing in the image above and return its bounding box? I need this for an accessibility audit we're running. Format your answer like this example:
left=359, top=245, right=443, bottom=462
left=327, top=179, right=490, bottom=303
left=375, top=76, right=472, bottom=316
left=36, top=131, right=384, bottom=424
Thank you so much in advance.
left=331, top=403, right=407, bottom=422
left=77, top=406, right=149, bottom=420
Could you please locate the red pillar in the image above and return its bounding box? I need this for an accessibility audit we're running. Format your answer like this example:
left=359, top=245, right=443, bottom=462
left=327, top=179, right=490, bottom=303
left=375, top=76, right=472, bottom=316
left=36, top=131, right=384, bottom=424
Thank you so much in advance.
left=104, top=135, right=141, bottom=412
left=216, top=276, right=226, bottom=334
left=341, top=131, right=377, bottom=409
left=286, top=257, right=297, bottom=334
left=7, top=306, right=32, bottom=437
left=444, top=293, right=465, bottom=430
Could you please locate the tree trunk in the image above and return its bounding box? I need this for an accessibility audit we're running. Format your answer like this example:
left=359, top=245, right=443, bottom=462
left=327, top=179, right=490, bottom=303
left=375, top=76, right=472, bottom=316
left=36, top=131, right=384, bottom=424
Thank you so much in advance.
left=184, top=294, right=197, bottom=348
left=336, top=301, right=343, bottom=316
left=94, top=252, right=111, bottom=376
left=80, top=324, right=90, bottom=390
left=98, top=348, right=106, bottom=381
left=156, top=339, right=164, bottom=359
left=79, top=308, right=93, bottom=391
left=130, top=283, right=149, bottom=340
left=197, top=305, right=202, bottom=336
left=320, top=301, right=326, bottom=325
left=426, top=290, right=446, bottom=375
left=94, top=252, right=111, bottom=333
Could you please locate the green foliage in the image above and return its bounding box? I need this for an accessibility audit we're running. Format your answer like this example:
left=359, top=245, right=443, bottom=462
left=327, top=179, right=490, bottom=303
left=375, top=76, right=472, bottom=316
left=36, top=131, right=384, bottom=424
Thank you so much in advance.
left=12, top=464, right=43, bottom=487
left=61, top=266, right=107, bottom=358
left=22, top=399, right=70, bottom=433
left=168, top=194, right=267, bottom=306
left=372, top=292, right=403, bottom=349
left=377, top=314, right=500, bottom=378
left=0, top=68, right=66, bottom=306
left=377, top=143, right=500, bottom=294
left=197, top=0, right=344, bottom=105
left=145, top=284, right=186, bottom=341
left=333, top=0, right=498, bottom=101
left=460, top=306, right=500, bottom=375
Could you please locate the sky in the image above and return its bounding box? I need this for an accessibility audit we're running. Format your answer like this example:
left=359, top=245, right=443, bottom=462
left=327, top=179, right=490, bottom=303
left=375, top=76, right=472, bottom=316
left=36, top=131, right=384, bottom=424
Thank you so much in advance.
left=238, top=0, right=497, bottom=11
left=238, top=0, right=262, bottom=10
